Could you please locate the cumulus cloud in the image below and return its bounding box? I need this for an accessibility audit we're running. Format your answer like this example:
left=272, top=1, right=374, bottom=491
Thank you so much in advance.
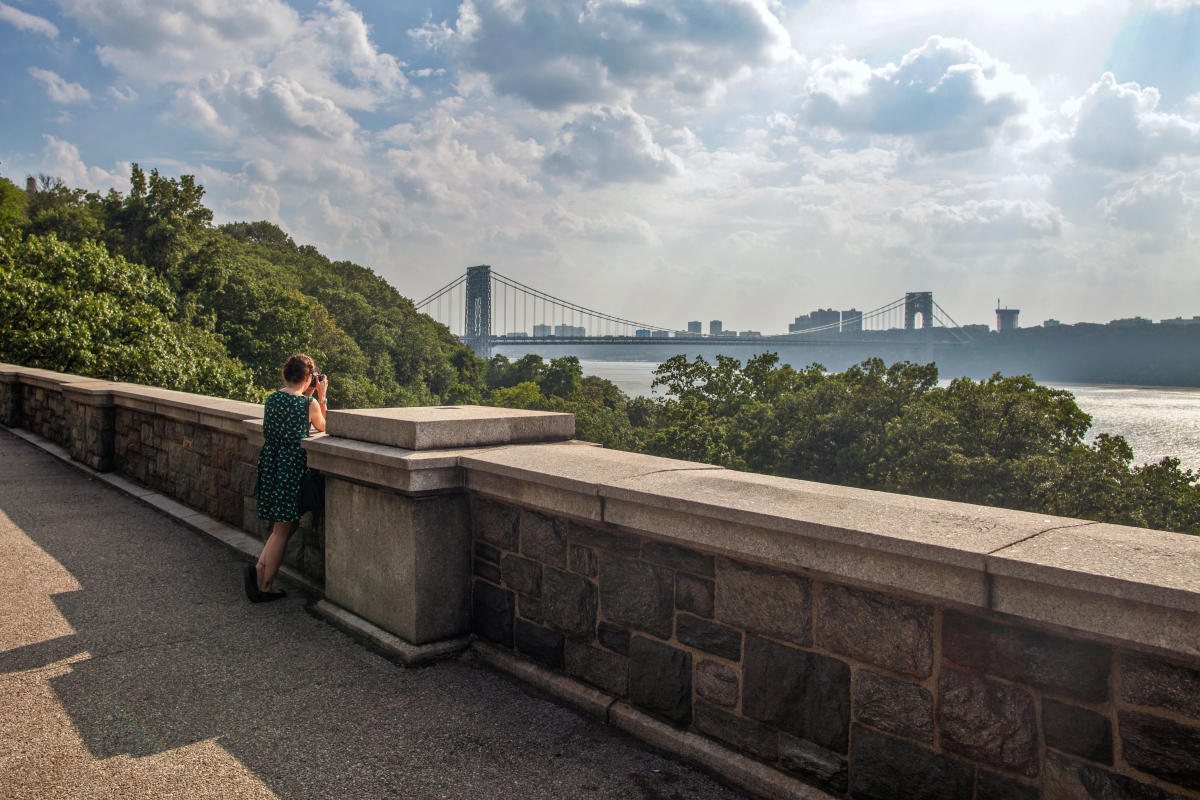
left=0, top=2, right=57, bottom=37
left=802, top=36, right=1034, bottom=153
left=1069, top=73, right=1200, bottom=170
left=894, top=198, right=1064, bottom=243
left=1101, top=172, right=1195, bottom=249
left=415, top=0, right=791, bottom=110
left=227, top=72, right=358, bottom=142
left=542, top=106, right=680, bottom=186
left=543, top=206, right=659, bottom=245
left=36, top=135, right=127, bottom=191
left=28, top=67, right=90, bottom=104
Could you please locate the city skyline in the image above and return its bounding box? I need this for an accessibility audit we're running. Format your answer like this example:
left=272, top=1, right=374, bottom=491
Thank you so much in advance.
left=2, top=0, right=1199, bottom=330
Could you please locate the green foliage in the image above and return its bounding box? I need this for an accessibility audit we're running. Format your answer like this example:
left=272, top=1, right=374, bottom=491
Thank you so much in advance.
left=0, top=178, right=28, bottom=241
left=0, top=234, right=258, bottom=399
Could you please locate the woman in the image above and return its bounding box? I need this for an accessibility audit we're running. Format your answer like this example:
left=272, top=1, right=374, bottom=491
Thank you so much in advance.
left=245, top=353, right=329, bottom=602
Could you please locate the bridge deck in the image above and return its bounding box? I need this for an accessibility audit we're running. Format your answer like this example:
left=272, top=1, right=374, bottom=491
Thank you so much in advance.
left=0, top=430, right=743, bottom=800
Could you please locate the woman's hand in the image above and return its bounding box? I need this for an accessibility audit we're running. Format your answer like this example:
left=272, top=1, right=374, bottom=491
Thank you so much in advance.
left=316, top=374, right=329, bottom=403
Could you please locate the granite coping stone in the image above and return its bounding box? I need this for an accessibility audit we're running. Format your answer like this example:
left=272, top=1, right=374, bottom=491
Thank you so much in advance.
left=327, top=405, right=575, bottom=450
left=597, top=468, right=1089, bottom=571
left=987, top=523, right=1200, bottom=614
left=460, top=442, right=723, bottom=496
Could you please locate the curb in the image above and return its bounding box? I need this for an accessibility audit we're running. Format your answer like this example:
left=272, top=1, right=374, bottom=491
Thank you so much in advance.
left=312, top=600, right=471, bottom=666
left=469, top=641, right=835, bottom=800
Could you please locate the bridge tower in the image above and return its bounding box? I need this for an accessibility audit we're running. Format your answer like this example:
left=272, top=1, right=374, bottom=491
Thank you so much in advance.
left=905, top=292, right=933, bottom=330
left=464, top=265, right=493, bottom=357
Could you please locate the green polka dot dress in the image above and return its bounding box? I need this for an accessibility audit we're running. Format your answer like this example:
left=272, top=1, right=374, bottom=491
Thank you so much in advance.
left=256, top=390, right=313, bottom=522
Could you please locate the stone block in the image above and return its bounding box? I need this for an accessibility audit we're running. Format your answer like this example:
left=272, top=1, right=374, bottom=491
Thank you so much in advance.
left=472, top=580, right=514, bottom=647
left=568, top=522, right=642, bottom=557
left=520, top=509, right=567, bottom=567
left=975, top=771, right=1040, bottom=800
left=1042, top=698, right=1112, bottom=765
left=568, top=544, right=597, bottom=577
left=518, top=595, right=543, bottom=624
left=565, top=640, right=628, bottom=696
left=675, top=614, right=742, bottom=662
left=541, top=567, right=597, bottom=638
left=514, top=618, right=564, bottom=669
left=597, top=622, right=630, bottom=655
left=501, top=554, right=542, bottom=597
left=817, top=583, right=933, bottom=677
left=1045, top=751, right=1184, bottom=800
left=743, top=634, right=850, bottom=753
left=942, top=610, right=1110, bottom=702
left=472, top=498, right=518, bottom=550
left=1119, top=710, right=1200, bottom=791
left=598, top=555, right=674, bottom=639
left=641, top=540, right=714, bottom=577
left=1122, top=653, right=1200, bottom=720
left=695, top=660, right=738, bottom=708
left=779, top=735, right=848, bottom=796
left=715, top=557, right=811, bottom=646
left=675, top=573, right=714, bottom=618
left=850, top=725, right=974, bottom=800
left=473, top=560, right=501, bottom=583
left=326, top=404, right=574, bottom=450
left=628, top=636, right=692, bottom=724
left=937, top=668, right=1038, bottom=777
left=853, top=670, right=933, bottom=743
left=474, top=541, right=501, bottom=564
left=693, top=702, right=777, bottom=761
left=324, top=481, right=471, bottom=645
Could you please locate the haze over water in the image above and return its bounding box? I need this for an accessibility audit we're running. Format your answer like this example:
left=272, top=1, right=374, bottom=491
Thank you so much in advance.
left=579, top=360, right=1200, bottom=473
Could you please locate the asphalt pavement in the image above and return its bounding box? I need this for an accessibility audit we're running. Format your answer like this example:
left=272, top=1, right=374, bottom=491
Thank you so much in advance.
left=0, top=428, right=746, bottom=800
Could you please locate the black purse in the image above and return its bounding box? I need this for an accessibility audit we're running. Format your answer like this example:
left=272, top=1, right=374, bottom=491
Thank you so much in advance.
left=298, top=469, right=325, bottom=514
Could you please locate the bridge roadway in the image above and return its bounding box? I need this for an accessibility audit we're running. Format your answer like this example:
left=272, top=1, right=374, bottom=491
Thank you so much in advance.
left=0, top=430, right=744, bottom=800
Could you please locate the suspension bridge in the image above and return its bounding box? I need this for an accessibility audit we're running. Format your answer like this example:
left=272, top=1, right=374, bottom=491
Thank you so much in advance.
left=416, top=265, right=975, bottom=359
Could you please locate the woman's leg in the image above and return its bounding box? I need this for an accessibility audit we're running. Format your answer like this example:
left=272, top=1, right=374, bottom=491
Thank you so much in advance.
left=256, top=520, right=298, bottom=592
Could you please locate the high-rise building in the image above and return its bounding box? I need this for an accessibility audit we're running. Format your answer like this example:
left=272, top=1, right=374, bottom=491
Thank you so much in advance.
left=533, top=324, right=552, bottom=337
left=687, top=321, right=702, bottom=334
left=651, top=330, right=670, bottom=338
left=841, top=309, right=863, bottom=333
left=709, top=320, right=723, bottom=335
left=554, top=324, right=586, bottom=337
left=996, top=305, right=1020, bottom=332
left=789, top=308, right=840, bottom=332
left=635, top=329, right=651, bottom=337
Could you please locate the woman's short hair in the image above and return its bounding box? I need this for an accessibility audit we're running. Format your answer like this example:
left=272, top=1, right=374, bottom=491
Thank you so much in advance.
left=282, top=354, right=315, bottom=384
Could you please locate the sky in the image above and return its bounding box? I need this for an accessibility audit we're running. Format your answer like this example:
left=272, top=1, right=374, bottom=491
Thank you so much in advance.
left=1, top=0, right=1199, bottom=332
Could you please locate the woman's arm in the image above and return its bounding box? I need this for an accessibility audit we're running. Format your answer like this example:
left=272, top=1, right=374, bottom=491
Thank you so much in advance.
left=309, top=375, right=328, bottom=432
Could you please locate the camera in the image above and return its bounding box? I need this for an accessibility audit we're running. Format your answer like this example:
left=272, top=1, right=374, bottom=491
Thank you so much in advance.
left=309, top=372, right=324, bottom=387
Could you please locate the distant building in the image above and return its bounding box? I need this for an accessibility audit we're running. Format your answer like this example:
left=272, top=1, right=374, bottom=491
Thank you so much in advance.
left=1161, top=316, right=1200, bottom=325
left=554, top=324, right=586, bottom=337
left=789, top=308, right=840, bottom=332
left=504, top=331, right=529, bottom=338
left=996, top=306, right=1020, bottom=332
left=961, top=324, right=989, bottom=337
left=841, top=309, right=863, bottom=333
left=533, top=324, right=552, bottom=337
left=1108, top=317, right=1152, bottom=327
left=1043, top=319, right=1061, bottom=327
left=651, top=330, right=670, bottom=338
left=635, top=329, right=651, bottom=338
left=687, top=321, right=702, bottom=334
left=738, top=330, right=762, bottom=338
left=709, top=320, right=723, bottom=336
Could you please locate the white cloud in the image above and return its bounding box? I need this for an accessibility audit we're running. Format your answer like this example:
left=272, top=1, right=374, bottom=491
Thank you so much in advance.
left=543, top=206, right=659, bottom=245
left=801, top=36, right=1036, bottom=153
left=172, top=88, right=234, bottom=138
left=1069, top=73, right=1200, bottom=170
left=28, top=67, right=90, bottom=104
left=1102, top=172, right=1196, bottom=249
left=894, top=198, right=1065, bottom=243
left=0, top=2, right=57, bottom=37
left=36, top=135, right=127, bottom=191
left=542, top=106, right=680, bottom=186
left=108, top=84, right=138, bottom=103
left=418, top=0, right=792, bottom=110
left=229, top=72, right=359, bottom=142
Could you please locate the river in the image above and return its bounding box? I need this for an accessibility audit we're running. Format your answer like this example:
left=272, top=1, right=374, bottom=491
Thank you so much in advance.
left=578, top=359, right=1200, bottom=472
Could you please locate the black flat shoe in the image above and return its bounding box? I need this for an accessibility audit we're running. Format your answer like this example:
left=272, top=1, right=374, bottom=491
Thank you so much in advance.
left=259, top=589, right=287, bottom=602
left=244, top=564, right=264, bottom=602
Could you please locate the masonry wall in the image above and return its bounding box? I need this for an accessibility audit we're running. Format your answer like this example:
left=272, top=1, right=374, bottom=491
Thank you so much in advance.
left=469, top=496, right=1200, bottom=800
left=0, top=366, right=325, bottom=585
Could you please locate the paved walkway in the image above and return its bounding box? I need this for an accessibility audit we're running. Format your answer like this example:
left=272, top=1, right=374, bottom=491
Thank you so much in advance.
left=0, top=430, right=745, bottom=800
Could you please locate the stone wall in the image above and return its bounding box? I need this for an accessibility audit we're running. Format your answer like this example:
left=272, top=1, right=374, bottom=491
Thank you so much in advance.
left=469, top=493, right=1200, bottom=799
left=0, top=365, right=325, bottom=584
